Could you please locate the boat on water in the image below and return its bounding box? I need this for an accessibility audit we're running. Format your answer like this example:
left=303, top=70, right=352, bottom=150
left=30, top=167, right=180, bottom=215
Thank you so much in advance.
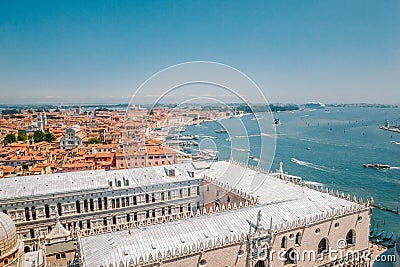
left=363, top=164, right=391, bottom=169
left=190, top=141, right=199, bottom=146
left=382, top=232, right=394, bottom=241
left=192, top=149, right=218, bottom=161
left=370, top=231, right=383, bottom=239
left=306, top=147, right=311, bottom=151
left=172, top=135, right=196, bottom=140
left=215, top=129, right=227, bottom=133
left=305, top=102, right=326, bottom=109
left=248, top=155, right=255, bottom=159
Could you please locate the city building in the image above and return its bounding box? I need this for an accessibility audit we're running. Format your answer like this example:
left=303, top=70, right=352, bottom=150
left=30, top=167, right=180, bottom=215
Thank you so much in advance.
left=0, top=161, right=372, bottom=267
left=60, top=126, right=83, bottom=150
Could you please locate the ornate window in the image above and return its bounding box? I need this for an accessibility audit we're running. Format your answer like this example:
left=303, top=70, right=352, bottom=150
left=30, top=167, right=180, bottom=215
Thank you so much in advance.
left=57, top=203, right=62, bottom=216
left=295, top=232, right=302, bottom=245
left=281, top=236, right=288, bottom=249
left=24, top=207, right=30, bottom=221
left=285, top=248, right=297, bottom=264
left=31, top=206, right=37, bottom=220
left=346, top=229, right=356, bottom=245
left=317, top=238, right=329, bottom=254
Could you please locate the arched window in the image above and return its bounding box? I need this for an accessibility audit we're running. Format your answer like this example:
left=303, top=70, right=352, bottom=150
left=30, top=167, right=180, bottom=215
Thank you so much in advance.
left=98, top=198, right=103, bottom=210
left=227, top=195, right=231, bottom=203
left=281, top=236, right=288, bottom=249
left=4, top=259, right=9, bottom=264
left=346, top=229, right=356, bottom=245
left=103, top=197, right=108, bottom=209
left=45, top=204, right=50, bottom=218
left=57, top=203, right=62, bottom=216
left=31, top=206, right=37, bottom=220
left=76, top=200, right=81, bottom=213
left=254, top=260, right=265, bottom=267
left=317, top=238, right=329, bottom=254
left=215, top=198, right=220, bottom=208
left=24, top=207, right=30, bottom=221
left=285, top=248, right=297, bottom=264
left=295, top=232, right=302, bottom=245
left=84, top=199, right=88, bottom=212
left=90, top=199, right=94, bottom=211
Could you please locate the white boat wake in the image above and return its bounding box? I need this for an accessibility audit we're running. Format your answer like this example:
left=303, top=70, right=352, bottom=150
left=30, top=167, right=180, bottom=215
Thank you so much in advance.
left=200, top=135, right=217, bottom=139
left=389, top=167, right=400, bottom=170
left=220, top=145, right=250, bottom=152
left=234, top=133, right=275, bottom=138
left=291, top=158, right=334, bottom=172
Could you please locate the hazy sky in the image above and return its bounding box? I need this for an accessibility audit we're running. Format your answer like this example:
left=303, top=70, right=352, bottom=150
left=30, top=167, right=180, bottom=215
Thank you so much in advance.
left=0, top=1, right=399, bottom=104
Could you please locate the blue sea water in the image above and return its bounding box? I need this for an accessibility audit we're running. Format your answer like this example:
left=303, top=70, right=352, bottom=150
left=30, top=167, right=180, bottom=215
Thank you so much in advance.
left=185, top=107, right=400, bottom=238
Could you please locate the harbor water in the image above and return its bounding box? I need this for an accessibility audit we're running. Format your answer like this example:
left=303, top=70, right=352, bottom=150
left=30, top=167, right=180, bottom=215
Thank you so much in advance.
left=185, top=107, right=400, bottom=238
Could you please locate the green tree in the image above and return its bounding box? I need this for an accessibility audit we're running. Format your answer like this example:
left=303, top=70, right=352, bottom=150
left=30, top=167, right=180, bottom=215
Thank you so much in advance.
left=17, top=132, right=28, bottom=141
left=44, top=131, right=56, bottom=142
left=33, top=130, right=45, bottom=143
left=88, top=137, right=102, bottom=144
left=4, top=133, right=16, bottom=144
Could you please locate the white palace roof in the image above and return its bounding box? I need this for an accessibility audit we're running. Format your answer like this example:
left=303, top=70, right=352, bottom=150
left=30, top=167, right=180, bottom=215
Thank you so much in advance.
left=0, top=163, right=199, bottom=201
left=80, top=161, right=369, bottom=266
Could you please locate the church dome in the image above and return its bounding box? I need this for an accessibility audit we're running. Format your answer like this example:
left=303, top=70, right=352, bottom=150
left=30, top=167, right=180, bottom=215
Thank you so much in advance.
left=0, top=212, right=18, bottom=259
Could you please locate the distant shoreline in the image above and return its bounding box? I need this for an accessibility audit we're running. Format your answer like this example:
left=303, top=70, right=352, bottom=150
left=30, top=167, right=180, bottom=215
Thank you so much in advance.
left=1, top=103, right=400, bottom=111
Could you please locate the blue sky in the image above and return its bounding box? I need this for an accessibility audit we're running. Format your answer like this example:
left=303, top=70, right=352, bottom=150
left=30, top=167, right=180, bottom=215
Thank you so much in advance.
left=0, top=0, right=399, bottom=104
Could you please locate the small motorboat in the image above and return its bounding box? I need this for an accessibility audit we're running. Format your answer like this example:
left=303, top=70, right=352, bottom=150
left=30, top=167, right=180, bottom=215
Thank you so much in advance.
left=370, top=231, right=383, bottom=239
left=382, top=232, right=394, bottom=241
left=306, top=147, right=311, bottom=151
left=249, top=155, right=255, bottom=159
left=386, top=242, right=395, bottom=249
left=363, top=164, right=391, bottom=169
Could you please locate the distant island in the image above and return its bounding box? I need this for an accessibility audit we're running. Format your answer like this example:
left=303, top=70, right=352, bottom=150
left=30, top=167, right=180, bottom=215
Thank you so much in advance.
left=1, top=102, right=399, bottom=115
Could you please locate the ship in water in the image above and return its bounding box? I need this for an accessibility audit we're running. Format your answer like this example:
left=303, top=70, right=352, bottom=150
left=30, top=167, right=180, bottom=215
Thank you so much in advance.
left=363, top=164, right=391, bottom=169
left=380, top=120, right=400, bottom=133
left=305, top=102, right=326, bottom=109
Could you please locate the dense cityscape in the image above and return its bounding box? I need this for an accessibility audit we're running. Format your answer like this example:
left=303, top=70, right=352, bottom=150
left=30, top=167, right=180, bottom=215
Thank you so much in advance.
left=1, top=1, right=399, bottom=266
